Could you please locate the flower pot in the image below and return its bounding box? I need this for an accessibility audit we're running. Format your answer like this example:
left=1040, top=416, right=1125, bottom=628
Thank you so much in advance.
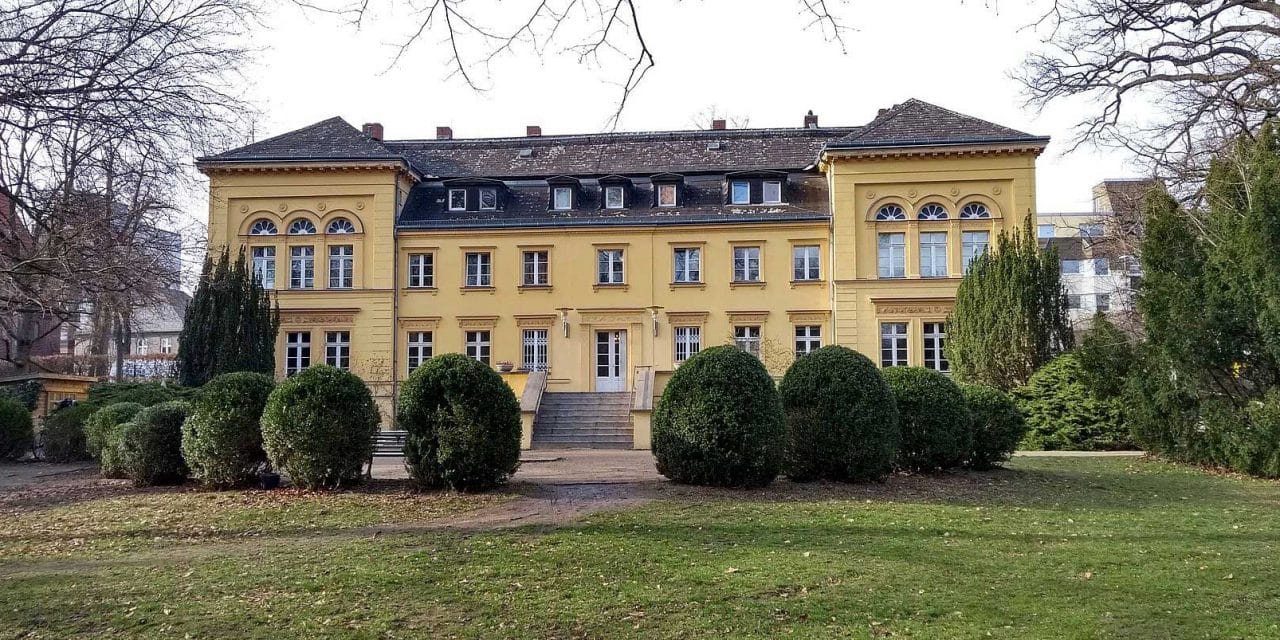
left=497, top=362, right=514, bottom=372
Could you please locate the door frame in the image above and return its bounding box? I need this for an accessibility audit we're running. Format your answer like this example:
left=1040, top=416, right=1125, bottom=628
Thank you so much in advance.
left=593, top=328, right=628, bottom=392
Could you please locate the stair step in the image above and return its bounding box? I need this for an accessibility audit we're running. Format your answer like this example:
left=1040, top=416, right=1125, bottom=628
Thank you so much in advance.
left=531, top=441, right=633, bottom=450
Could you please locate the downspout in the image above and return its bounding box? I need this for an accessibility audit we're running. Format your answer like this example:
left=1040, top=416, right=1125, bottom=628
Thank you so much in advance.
left=390, top=182, right=401, bottom=429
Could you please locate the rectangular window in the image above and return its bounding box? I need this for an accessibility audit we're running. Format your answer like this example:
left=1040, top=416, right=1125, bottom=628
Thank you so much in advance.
left=919, top=232, right=948, bottom=278
left=734, top=325, right=762, bottom=358
left=674, top=326, right=701, bottom=363
left=407, top=331, right=433, bottom=373
left=325, top=331, right=351, bottom=370
left=962, top=231, right=990, bottom=273
left=328, top=245, right=354, bottom=289
left=408, top=253, right=434, bottom=288
left=880, top=322, right=908, bottom=367
left=479, top=188, right=498, bottom=210
left=795, top=325, right=821, bottom=358
left=733, top=246, right=762, bottom=282
left=465, top=252, right=492, bottom=287
left=160, top=338, right=171, bottom=354
left=878, top=233, right=906, bottom=278
left=604, top=185, right=625, bottom=209
left=673, top=247, right=701, bottom=283
left=285, top=331, right=311, bottom=376
left=763, top=181, right=783, bottom=204
left=252, top=246, right=276, bottom=290
left=552, top=187, right=573, bottom=210
left=289, top=246, right=314, bottom=289
left=1062, top=259, right=1084, bottom=274
left=523, top=250, right=550, bottom=286
left=465, top=330, right=491, bottom=365
left=135, top=339, right=147, bottom=356
left=597, top=249, right=625, bottom=284
left=923, top=322, right=949, bottom=372
left=448, top=188, right=466, bottom=211
left=1093, top=258, right=1110, bottom=275
left=1080, top=222, right=1104, bottom=238
left=1068, top=294, right=1083, bottom=309
left=522, top=329, right=549, bottom=371
left=1038, top=223, right=1055, bottom=238
left=792, top=245, right=820, bottom=281
left=730, top=180, right=750, bottom=204
left=1096, top=293, right=1111, bottom=312
left=657, top=183, right=677, bottom=207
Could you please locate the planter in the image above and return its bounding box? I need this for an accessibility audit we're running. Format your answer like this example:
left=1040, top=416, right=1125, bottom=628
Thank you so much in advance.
left=497, top=362, right=515, bottom=373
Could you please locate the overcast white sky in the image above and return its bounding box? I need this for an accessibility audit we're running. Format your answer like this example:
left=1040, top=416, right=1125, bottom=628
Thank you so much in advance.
left=208, top=0, right=1140, bottom=217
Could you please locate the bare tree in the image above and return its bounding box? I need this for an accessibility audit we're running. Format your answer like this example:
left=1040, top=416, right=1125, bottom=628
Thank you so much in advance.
left=1019, top=0, right=1280, bottom=196
left=0, top=0, right=255, bottom=372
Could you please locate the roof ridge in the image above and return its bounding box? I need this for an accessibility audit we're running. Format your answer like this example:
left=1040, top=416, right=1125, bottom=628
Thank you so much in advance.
left=383, top=126, right=860, bottom=147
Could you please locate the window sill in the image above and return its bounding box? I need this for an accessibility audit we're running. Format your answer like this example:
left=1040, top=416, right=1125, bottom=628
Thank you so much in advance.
left=789, top=279, right=825, bottom=287
left=593, top=283, right=629, bottom=292
left=669, top=282, right=705, bottom=290
left=404, top=286, right=438, bottom=295
left=729, top=281, right=766, bottom=289
left=518, top=284, right=553, bottom=293
left=460, top=286, right=496, bottom=294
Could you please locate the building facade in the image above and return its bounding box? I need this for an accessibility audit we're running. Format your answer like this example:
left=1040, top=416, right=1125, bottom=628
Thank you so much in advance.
left=198, top=99, right=1048, bottom=447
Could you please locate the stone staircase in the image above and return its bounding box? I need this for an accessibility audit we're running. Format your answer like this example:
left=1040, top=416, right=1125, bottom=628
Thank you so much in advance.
left=532, top=392, right=634, bottom=449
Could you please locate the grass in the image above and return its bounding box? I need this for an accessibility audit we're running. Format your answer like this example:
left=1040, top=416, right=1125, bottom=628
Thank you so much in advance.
left=3, top=457, right=1280, bottom=638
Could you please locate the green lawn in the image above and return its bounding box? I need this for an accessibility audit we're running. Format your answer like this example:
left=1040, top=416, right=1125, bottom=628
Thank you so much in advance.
left=3, top=458, right=1280, bottom=638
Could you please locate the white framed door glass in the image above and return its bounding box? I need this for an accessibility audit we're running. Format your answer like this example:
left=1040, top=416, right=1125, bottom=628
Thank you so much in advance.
left=595, top=330, right=627, bottom=392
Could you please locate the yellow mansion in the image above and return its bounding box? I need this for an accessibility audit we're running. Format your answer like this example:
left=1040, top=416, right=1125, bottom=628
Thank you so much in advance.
left=197, top=99, right=1047, bottom=449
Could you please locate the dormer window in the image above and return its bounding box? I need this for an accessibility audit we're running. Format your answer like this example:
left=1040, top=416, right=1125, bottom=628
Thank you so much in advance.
left=605, top=186, right=625, bottom=209
left=724, top=171, right=786, bottom=205
left=763, top=181, right=783, bottom=204
left=730, top=181, right=750, bottom=205
left=552, top=187, right=573, bottom=210
left=448, top=189, right=466, bottom=211
left=657, top=184, right=677, bottom=207
left=479, top=188, right=498, bottom=211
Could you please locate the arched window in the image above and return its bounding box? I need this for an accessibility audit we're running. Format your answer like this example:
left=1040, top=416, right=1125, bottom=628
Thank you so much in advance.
left=918, top=203, right=949, bottom=220
left=875, top=204, right=907, bottom=221
left=287, top=218, right=317, bottom=235
left=249, top=219, right=278, bottom=235
left=960, top=203, right=991, bottom=219
left=326, top=218, right=356, bottom=234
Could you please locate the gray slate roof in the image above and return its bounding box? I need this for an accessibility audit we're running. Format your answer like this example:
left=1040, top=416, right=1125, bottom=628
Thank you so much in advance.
left=828, top=99, right=1047, bottom=149
left=200, top=117, right=401, bottom=163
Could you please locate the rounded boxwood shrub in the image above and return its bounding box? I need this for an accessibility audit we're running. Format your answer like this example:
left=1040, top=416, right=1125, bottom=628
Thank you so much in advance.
left=652, top=345, right=784, bottom=488
left=961, top=384, right=1026, bottom=470
left=779, top=345, right=899, bottom=482
left=882, top=367, right=972, bottom=472
left=398, top=354, right=521, bottom=491
left=261, top=365, right=379, bottom=489
left=182, top=372, right=275, bottom=488
left=118, top=400, right=191, bottom=486
left=85, top=402, right=144, bottom=478
left=39, top=403, right=93, bottom=462
left=0, top=397, right=34, bottom=460
left=1014, top=354, right=1130, bottom=451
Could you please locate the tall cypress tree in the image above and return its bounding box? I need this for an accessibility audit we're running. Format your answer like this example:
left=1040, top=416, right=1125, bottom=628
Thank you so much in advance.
left=176, top=247, right=280, bottom=387
left=946, top=215, right=1073, bottom=390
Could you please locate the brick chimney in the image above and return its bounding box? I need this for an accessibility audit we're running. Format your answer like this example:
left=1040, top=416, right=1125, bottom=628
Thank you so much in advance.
left=711, top=119, right=727, bottom=130
left=803, top=110, right=818, bottom=129
left=526, top=125, right=542, bottom=137
left=362, top=122, right=384, bottom=141
left=436, top=126, right=453, bottom=140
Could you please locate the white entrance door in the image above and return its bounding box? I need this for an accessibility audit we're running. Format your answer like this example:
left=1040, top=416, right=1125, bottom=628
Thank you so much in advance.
left=595, top=330, right=627, bottom=392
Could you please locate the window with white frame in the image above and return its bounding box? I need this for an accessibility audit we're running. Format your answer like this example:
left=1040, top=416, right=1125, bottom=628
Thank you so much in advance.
left=448, top=189, right=467, bottom=211
left=1038, top=224, right=1055, bottom=239
left=657, top=183, right=677, bottom=207
left=960, top=203, right=991, bottom=219
left=604, top=185, right=625, bottom=209
left=1096, top=293, right=1111, bottom=312
left=287, top=218, right=317, bottom=235
left=289, top=246, right=314, bottom=289
left=465, top=252, right=492, bottom=287
left=733, top=246, right=761, bottom=282
left=328, top=245, right=354, bottom=289
left=407, top=331, right=433, bottom=373
left=597, top=249, right=624, bottom=284
left=919, top=232, right=948, bottom=278
left=522, top=329, right=549, bottom=371
left=523, top=250, right=549, bottom=286
left=795, top=325, right=821, bottom=358
left=878, top=233, right=906, bottom=278
left=918, top=203, right=948, bottom=220
left=408, top=253, right=434, bottom=288
left=674, top=326, right=701, bottom=363
left=161, top=338, right=171, bottom=354
left=1093, top=258, right=1110, bottom=275
left=1080, top=222, right=1104, bottom=238
left=673, top=247, right=701, bottom=283
left=479, top=188, right=498, bottom=210
left=961, top=231, right=990, bottom=272
left=923, top=322, right=949, bottom=372
left=325, top=331, right=350, bottom=370
left=285, top=331, right=310, bottom=376
left=135, top=338, right=147, bottom=355
left=1068, top=294, right=1083, bottom=309
left=552, top=187, right=573, bottom=210
left=250, top=219, right=278, bottom=235
left=763, top=180, right=783, bottom=204
left=793, top=245, right=820, bottom=281
left=734, top=325, right=762, bottom=358
left=730, top=181, right=750, bottom=205
left=465, top=330, right=491, bottom=365
left=326, top=218, right=356, bottom=234
left=880, top=322, right=908, bottom=367
left=876, top=204, right=907, bottom=221
left=252, top=246, right=275, bottom=290
left=1061, top=259, right=1084, bottom=274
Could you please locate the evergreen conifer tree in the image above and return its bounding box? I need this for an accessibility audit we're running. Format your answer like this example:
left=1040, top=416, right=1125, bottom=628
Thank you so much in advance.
left=176, top=247, right=280, bottom=387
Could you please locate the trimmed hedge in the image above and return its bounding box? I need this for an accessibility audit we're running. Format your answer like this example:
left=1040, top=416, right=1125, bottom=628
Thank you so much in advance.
left=882, top=367, right=972, bottom=472
left=39, top=403, right=93, bottom=462
left=961, top=384, right=1026, bottom=470
left=0, top=397, right=34, bottom=460
left=1015, top=354, right=1131, bottom=451
left=779, top=346, right=899, bottom=482
left=85, top=402, right=144, bottom=478
left=398, top=354, right=521, bottom=491
left=261, top=365, right=379, bottom=489
left=652, top=345, right=784, bottom=488
left=182, top=372, right=275, bottom=488
left=86, top=381, right=194, bottom=407
left=118, top=401, right=191, bottom=486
